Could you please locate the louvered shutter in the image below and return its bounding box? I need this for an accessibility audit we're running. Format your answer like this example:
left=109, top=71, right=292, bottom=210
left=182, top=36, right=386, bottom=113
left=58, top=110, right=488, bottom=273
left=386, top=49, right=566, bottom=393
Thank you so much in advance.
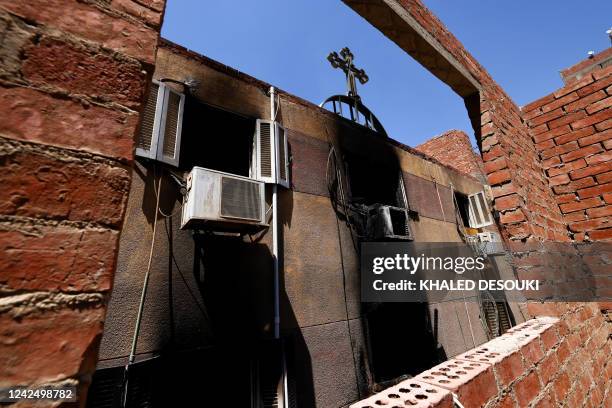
left=275, top=123, right=290, bottom=188
left=156, top=86, right=184, bottom=167
left=468, top=191, right=494, bottom=228
left=255, top=119, right=276, bottom=184
left=135, top=82, right=162, bottom=159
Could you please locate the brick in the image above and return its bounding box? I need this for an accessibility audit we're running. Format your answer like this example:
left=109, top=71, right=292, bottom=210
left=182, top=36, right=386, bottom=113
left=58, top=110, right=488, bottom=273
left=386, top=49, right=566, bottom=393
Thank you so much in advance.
left=350, top=379, right=453, bottom=408
left=416, top=359, right=497, bottom=408
left=554, top=75, right=594, bottom=98
left=551, top=192, right=588, bottom=215
left=560, top=144, right=603, bottom=162
left=128, top=0, right=165, bottom=12
left=548, top=174, right=570, bottom=186
left=577, top=128, right=612, bottom=147
left=482, top=145, right=504, bottom=161
left=492, top=183, right=517, bottom=198
left=523, top=94, right=555, bottom=113
left=0, top=86, right=137, bottom=161
left=22, top=37, right=146, bottom=108
left=0, top=141, right=130, bottom=227
left=493, top=351, right=525, bottom=387
left=548, top=110, right=588, bottom=130
left=596, top=118, right=612, bottom=132
left=569, top=217, right=611, bottom=232
left=554, top=126, right=596, bottom=146
left=488, top=169, right=512, bottom=185
left=495, top=194, right=521, bottom=211
left=533, top=125, right=570, bottom=144
left=586, top=96, right=612, bottom=114
left=0, top=306, right=104, bottom=385
left=577, top=182, right=612, bottom=199
left=500, top=209, right=526, bottom=224
left=570, top=109, right=612, bottom=130
left=547, top=159, right=587, bottom=177
left=577, top=74, right=612, bottom=97
left=585, top=150, right=612, bottom=165
left=514, top=370, right=542, bottom=407
left=564, top=211, right=586, bottom=222
left=555, top=193, right=577, bottom=204
left=0, top=0, right=159, bottom=64
left=566, top=90, right=607, bottom=112
left=596, top=171, right=612, bottom=183
left=111, top=0, right=163, bottom=27
left=542, top=156, right=561, bottom=169
left=541, top=92, right=579, bottom=113
left=589, top=228, right=612, bottom=240
left=541, top=141, right=578, bottom=160
left=535, top=139, right=554, bottom=150
left=528, top=108, right=565, bottom=127
left=483, top=157, right=508, bottom=173
left=604, top=193, right=612, bottom=204
left=530, top=123, right=549, bottom=136
left=0, top=223, right=118, bottom=292
left=538, top=353, right=559, bottom=386
left=570, top=163, right=611, bottom=180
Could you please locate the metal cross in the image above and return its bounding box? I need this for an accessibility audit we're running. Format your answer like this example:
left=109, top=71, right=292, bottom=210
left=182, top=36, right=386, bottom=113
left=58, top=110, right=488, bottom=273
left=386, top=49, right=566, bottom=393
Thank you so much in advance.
left=327, top=47, right=369, bottom=100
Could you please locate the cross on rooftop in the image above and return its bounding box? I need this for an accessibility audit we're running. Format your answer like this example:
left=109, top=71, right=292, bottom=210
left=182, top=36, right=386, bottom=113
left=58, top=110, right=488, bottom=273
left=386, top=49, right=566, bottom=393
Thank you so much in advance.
left=327, top=47, right=369, bottom=100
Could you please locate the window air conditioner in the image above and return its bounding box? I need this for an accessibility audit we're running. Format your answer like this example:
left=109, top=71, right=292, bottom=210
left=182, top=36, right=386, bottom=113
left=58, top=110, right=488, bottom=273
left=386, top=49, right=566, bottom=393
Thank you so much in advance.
left=181, top=167, right=267, bottom=231
left=477, top=231, right=504, bottom=255
left=468, top=191, right=494, bottom=228
left=251, top=119, right=290, bottom=188
left=136, top=81, right=185, bottom=167
left=366, top=204, right=413, bottom=241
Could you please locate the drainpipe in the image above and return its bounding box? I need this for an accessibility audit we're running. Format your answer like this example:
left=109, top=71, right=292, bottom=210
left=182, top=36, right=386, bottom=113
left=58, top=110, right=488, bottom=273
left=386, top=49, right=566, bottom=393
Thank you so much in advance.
left=270, top=86, right=280, bottom=340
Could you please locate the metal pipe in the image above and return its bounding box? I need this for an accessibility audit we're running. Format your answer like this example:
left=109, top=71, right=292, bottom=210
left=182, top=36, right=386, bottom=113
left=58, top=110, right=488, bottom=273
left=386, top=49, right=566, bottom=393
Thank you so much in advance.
left=270, top=86, right=280, bottom=340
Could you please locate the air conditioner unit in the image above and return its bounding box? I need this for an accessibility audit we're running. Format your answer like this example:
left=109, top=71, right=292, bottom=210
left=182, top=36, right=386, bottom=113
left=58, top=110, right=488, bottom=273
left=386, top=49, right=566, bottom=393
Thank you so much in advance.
left=468, top=190, right=494, bottom=228
left=477, top=231, right=504, bottom=255
left=136, top=81, right=185, bottom=167
left=251, top=119, right=290, bottom=188
left=181, top=167, right=267, bottom=231
left=366, top=204, right=413, bottom=241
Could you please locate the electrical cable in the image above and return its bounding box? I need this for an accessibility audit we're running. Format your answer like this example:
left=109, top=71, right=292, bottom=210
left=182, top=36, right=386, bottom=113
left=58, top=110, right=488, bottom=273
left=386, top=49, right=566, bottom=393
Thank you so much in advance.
left=121, top=171, right=162, bottom=408
left=163, top=218, right=212, bottom=325
left=152, top=167, right=184, bottom=219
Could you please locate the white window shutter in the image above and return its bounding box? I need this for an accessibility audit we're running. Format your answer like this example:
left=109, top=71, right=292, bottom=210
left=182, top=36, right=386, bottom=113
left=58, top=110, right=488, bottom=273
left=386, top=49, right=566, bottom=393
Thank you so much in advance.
left=275, top=123, right=290, bottom=188
left=468, top=191, right=494, bottom=228
left=135, top=81, right=163, bottom=159
left=156, top=86, right=184, bottom=167
left=255, top=119, right=277, bottom=184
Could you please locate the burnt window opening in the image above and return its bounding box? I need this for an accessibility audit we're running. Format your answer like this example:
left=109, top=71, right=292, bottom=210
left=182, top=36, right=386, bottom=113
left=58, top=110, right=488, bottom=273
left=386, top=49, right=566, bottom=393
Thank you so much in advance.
left=343, top=152, right=406, bottom=209
left=180, top=99, right=256, bottom=176
left=453, top=191, right=471, bottom=228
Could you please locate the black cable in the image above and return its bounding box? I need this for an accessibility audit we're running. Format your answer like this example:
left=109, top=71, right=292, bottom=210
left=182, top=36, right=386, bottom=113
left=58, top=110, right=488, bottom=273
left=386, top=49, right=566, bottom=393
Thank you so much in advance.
left=163, top=218, right=213, bottom=325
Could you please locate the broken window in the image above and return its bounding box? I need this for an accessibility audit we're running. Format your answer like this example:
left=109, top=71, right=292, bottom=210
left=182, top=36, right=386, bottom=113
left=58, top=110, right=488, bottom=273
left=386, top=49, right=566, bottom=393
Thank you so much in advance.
left=180, top=100, right=256, bottom=176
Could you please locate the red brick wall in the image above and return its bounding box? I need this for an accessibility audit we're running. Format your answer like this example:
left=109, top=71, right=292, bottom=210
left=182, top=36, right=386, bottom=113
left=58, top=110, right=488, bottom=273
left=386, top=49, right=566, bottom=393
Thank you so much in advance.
left=523, top=62, right=612, bottom=241
left=352, top=309, right=610, bottom=408
left=0, top=0, right=165, bottom=402
left=381, top=0, right=569, bottom=243
left=415, top=130, right=486, bottom=181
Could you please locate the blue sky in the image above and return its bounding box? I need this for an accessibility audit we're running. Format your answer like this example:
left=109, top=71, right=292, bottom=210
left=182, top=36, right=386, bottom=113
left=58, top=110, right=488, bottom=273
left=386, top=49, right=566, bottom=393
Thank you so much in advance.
left=161, top=1, right=611, bottom=148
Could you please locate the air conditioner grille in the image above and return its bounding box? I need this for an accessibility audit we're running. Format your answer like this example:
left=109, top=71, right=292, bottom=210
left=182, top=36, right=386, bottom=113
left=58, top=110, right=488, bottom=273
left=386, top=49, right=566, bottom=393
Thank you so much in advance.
left=278, top=126, right=287, bottom=181
left=220, top=177, right=261, bottom=221
left=260, top=122, right=272, bottom=178
left=163, top=90, right=181, bottom=158
left=137, top=83, right=159, bottom=151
